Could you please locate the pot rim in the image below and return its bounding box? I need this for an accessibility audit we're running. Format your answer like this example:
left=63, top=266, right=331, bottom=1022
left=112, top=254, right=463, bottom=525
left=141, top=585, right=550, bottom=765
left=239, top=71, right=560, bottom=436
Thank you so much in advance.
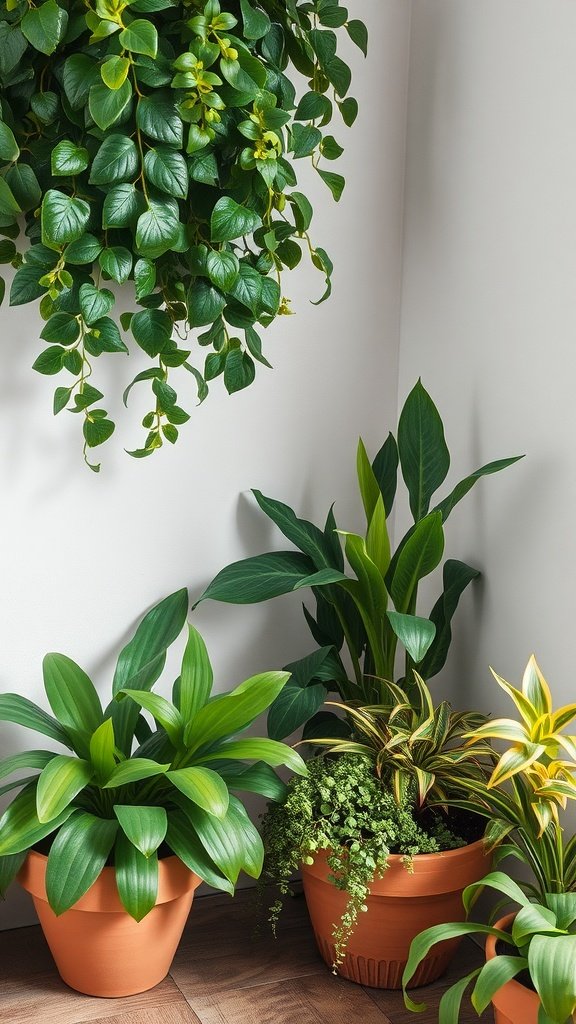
left=301, top=837, right=490, bottom=898
left=19, top=849, right=201, bottom=913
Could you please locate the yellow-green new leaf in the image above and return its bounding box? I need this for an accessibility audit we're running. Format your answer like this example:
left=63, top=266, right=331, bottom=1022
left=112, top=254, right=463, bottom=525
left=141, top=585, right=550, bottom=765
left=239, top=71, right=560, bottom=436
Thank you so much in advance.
left=36, top=755, right=93, bottom=823
left=198, top=738, right=307, bottom=776
left=89, top=718, right=116, bottom=783
left=522, top=655, right=553, bottom=717
left=179, top=624, right=213, bottom=725
left=488, top=743, right=546, bottom=789
left=167, top=767, right=229, bottom=818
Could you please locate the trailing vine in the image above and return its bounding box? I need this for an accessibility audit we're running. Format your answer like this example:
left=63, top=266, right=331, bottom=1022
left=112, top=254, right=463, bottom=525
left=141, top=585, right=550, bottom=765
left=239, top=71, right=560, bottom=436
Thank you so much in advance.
left=260, top=754, right=466, bottom=968
left=0, top=0, right=367, bottom=468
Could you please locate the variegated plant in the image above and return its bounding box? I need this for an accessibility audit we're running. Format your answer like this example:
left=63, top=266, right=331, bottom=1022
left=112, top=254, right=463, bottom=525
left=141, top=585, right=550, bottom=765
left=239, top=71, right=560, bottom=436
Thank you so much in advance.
left=455, top=656, right=576, bottom=897
left=306, top=672, right=494, bottom=808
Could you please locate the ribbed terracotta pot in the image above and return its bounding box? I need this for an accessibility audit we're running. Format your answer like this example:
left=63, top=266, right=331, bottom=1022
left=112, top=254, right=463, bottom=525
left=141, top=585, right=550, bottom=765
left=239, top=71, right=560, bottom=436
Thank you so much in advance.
left=301, top=839, right=489, bottom=989
left=19, top=850, right=201, bottom=997
left=485, top=913, right=539, bottom=1024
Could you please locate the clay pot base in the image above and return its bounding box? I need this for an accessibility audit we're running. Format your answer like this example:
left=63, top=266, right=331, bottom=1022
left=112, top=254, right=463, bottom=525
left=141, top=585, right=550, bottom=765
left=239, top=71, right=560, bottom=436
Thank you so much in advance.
left=19, top=851, right=201, bottom=997
left=302, top=840, right=490, bottom=990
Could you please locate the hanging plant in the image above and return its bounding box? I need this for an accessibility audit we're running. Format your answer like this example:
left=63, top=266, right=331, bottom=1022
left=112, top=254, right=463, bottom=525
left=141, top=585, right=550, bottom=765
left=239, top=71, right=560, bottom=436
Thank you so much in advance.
left=0, top=0, right=366, bottom=469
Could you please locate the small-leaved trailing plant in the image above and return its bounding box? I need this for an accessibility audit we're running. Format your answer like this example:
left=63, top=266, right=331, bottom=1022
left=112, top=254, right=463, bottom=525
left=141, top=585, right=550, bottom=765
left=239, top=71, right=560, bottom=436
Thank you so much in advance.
left=0, top=0, right=367, bottom=469
left=402, top=657, right=576, bottom=1024
left=261, top=673, right=493, bottom=967
left=197, top=380, right=523, bottom=739
left=0, top=588, right=306, bottom=920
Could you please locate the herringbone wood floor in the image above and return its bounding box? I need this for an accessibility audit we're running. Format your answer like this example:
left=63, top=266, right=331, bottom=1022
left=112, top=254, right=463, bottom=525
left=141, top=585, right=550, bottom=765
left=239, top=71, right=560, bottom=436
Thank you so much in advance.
left=0, top=888, right=490, bottom=1024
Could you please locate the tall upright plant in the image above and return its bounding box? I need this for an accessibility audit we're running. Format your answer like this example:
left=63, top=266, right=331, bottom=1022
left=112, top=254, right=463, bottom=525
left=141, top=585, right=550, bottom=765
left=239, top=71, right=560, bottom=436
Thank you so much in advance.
left=0, top=0, right=366, bottom=467
left=197, top=381, right=522, bottom=738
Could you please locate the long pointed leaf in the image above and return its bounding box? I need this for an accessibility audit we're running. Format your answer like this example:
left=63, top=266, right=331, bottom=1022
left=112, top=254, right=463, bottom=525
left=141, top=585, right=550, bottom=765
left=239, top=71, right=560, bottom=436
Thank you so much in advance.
left=0, top=750, right=57, bottom=781
left=198, top=738, right=307, bottom=775
left=267, top=682, right=326, bottom=740
left=420, top=559, right=480, bottom=678
left=529, top=933, right=576, bottom=1022
left=45, top=811, right=118, bottom=914
left=471, top=956, right=528, bottom=1015
left=215, top=761, right=288, bottom=802
left=252, top=489, right=334, bottom=569
left=119, top=689, right=183, bottom=747
left=102, top=758, right=170, bottom=788
left=398, top=380, right=450, bottom=521
left=179, top=624, right=213, bottom=722
left=433, top=456, right=524, bottom=522
left=0, top=785, right=76, bottom=855
left=167, top=767, right=229, bottom=818
left=437, top=967, right=481, bottom=1024
left=166, top=809, right=234, bottom=894
left=36, top=755, right=93, bottom=823
left=184, top=671, right=290, bottom=751
left=0, top=693, right=72, bottom=748
left=196, top=552, right=315, bottom=605
left=43, top=653, right=103, bottom=737
left=110, top=589, right=189, bottom=754
left=357, top=438, right=381, bottom=523
left=388, top=512, right=444, bottom=613
left=114, top=834, right=158, bottom=921
left=372, top=432, right=399, bottom=516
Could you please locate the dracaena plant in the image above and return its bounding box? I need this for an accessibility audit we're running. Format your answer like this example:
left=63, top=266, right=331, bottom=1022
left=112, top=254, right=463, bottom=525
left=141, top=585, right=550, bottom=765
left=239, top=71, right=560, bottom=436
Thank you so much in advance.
left=0, top=0, right=366, bottom=469
left=196, top=380, right=522, bottom=739
left=454, top=656, right=576, bottom=898
left=309, top=672, right=494, bottom=808
left=402, top=872, right=576, bottom=1024
left=0, top=588, right=305, bottom=920
left=401, top=657, right=576, bottom=1023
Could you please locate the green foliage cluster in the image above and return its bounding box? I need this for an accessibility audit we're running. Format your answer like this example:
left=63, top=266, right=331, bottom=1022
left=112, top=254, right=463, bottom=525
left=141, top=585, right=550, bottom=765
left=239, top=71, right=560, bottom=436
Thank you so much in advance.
left=311, top=672, right=494, bottom=808
left=403, top=659, right=576, bottom=1024
left=0, top=589, right=305, bottom=920
left=261, top=753, right=465, bottom=967
left=198, top=380, right=522, bottom=739
left=0, top=0, right=366, bottom=468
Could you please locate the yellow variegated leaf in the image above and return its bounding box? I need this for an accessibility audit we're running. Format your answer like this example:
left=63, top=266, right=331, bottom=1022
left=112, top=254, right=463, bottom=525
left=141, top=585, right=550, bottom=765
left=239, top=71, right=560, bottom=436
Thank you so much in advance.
left=488, top=742, right=546, bottom=788
left=466, top=718, right=529, bottom=745
left=553, top=737, right=573, bottom=761
left=552, top=704, right=576, bottom=732
left=522, top=655, right=553, bottom=716
left=490, top=668, right=539, bottom=727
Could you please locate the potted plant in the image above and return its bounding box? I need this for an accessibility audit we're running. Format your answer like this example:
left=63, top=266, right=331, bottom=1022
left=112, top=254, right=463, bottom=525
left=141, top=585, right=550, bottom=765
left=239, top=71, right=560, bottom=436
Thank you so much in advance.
left=0, top=588, right=305, bottom=997
left=261, top=673, right=494, bottom=989
left=197, top=379, right=522, bottom=740
left=0, top=0, right=367, bottom=467
left=402, top=656, right=576, bottom=1023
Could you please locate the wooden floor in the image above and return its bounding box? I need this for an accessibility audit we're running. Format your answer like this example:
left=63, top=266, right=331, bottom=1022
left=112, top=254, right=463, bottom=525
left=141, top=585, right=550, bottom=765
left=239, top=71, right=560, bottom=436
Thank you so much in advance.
left=0, top=888, right=491, bottom=1024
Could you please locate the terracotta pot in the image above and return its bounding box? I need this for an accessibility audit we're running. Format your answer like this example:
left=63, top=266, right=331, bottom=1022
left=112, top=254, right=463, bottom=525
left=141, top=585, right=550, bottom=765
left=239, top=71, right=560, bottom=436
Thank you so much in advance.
left=19, top=850, right=201, bottom=997
left=301, top=838, right=489, bottom=989
left=485, top=913, right=540, bottom=1024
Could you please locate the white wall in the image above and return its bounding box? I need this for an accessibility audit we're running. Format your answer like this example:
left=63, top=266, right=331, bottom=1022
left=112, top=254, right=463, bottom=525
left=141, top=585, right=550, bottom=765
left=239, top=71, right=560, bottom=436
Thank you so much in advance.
left=399, top=0, right=576, bottom=716
left=0, top=0, right=411, bottom=929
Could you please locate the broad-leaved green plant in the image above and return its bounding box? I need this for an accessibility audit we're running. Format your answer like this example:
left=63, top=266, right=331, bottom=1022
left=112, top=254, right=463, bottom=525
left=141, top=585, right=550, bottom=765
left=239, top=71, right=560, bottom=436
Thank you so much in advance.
left=197, top=380, right=522, bottom=738
left=0, top=588, right=305, bottom=919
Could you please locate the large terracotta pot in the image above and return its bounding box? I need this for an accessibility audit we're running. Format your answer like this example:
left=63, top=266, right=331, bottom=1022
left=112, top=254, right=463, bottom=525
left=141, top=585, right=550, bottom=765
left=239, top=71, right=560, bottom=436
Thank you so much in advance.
left=301, top=839, right=489, bottom=989
left=19, top=850, right=201, bottom=997
left=485, top=913, right=539, bottom=1024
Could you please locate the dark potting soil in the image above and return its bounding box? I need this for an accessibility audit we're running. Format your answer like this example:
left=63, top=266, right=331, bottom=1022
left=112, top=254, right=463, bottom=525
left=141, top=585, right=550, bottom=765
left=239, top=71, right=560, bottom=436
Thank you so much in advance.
left=417, top=805, right=485, bottom=847
left=495, top=938, right=535, bottom=993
